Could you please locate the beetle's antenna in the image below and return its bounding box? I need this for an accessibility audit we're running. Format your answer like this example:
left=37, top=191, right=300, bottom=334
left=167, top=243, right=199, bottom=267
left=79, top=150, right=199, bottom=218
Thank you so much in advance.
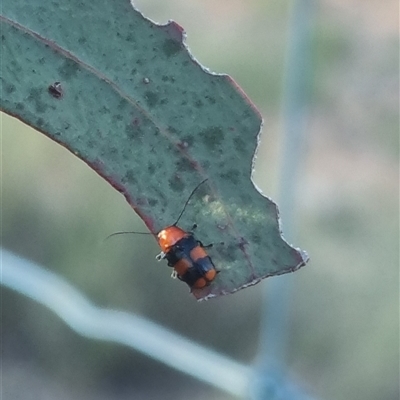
left=104, top=231, right=153, bottom=241
left=173, top=178, right=208, bottom=227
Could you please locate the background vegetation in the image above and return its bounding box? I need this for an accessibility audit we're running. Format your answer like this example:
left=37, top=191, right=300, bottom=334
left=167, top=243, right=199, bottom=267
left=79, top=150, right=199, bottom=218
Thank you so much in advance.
left=2, top=0, right=398, bottom=399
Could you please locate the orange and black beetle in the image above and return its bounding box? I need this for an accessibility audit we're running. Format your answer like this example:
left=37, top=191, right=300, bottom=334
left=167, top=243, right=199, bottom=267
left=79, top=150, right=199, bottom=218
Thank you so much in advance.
left=108, top=179, right=218, bottom=289
left=156, top=225, right=217, bottom=289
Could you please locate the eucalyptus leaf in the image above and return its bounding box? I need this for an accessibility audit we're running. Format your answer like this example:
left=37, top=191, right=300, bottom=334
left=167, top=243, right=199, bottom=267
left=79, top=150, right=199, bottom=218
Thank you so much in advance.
left=0, top=0, right=308, bottom=299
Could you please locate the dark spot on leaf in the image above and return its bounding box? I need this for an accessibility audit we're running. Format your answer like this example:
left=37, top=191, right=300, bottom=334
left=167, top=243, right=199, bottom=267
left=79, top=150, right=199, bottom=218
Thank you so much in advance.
left=148, top=163, right=156, bottom=174
left=218, top=244, right=236, bottom=263
left=251, top=232, right=262, bottom=245
left=148, top=198, right=158, bottom=207
left=168, top=126, right=178, bottom=134
left=78, top=37, right=87, bottom=44
left=243, top=109, right=252, bottom=119
left=5, top=84, right=15, bottom=94
left=240, top=193, right=252, bottom=204
left=195, top=99, right=204, bottom=108
left=112, top=114, right=124, bottom=122
left=16, top=103, right=24, bottom=111
left=234, top=137, right=247, bottom=155
left=202, top=160, right=210, bottom=169
left=136, top=59, right=143, bottom=66
left=160, top=98, right=168, bottom=105
left=108, top=146, right=118, bottom=160
left=99, top=106, right=110, bottom=114
left=28, top=88, right=47, bottom=113
left=125, top=123, right=142, bottom=141
left=9, top=63, right=19, bottom=75
left=131, top=68, right=137, bottom=76
left=144, top=91, right=158, bottom=107
left=163, top=39, right=182, bottom=57
left=220, top=169, right=240, bottom=185
left=36, top=118, right=44, bottom=127
left=205, top=96, right=216, bottom=104
left=162, top=75, right=169, bottom=82
left=200, top=127, right=224, bottom=150
left=58, top=59, right=79, bottom=80
left=169, top=176, right=185, bottom=192
left=176, top=157, right=194, bottom=172
left=125, top=169, right=136, bottom=184
left=38, top=57, right=46, bottom=65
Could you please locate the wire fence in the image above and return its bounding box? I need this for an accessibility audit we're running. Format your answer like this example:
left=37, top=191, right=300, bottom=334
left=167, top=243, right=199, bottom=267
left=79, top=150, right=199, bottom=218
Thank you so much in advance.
left=1, top=248, right=315, bottom=399
left=255, top=0, right=315, bottom=398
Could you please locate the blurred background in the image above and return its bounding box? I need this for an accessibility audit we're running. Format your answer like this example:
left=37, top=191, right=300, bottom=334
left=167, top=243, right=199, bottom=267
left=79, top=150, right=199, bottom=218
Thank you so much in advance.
left=2, top=0, right=399, bottom=399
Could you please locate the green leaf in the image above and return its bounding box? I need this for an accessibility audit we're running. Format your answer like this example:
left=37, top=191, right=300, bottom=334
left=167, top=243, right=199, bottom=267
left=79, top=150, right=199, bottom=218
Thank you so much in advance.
left=0, top=0, right=308, bottom=299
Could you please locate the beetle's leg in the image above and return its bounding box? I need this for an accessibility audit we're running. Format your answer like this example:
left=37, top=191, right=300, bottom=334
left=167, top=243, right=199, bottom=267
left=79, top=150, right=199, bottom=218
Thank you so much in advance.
left=189, top=223, right=198, bottom=233
left=156, top=251, right=166, bottom=261
left=198, top=241, right=224, bottom=249
left=170, top=269, right=178, bottom=279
